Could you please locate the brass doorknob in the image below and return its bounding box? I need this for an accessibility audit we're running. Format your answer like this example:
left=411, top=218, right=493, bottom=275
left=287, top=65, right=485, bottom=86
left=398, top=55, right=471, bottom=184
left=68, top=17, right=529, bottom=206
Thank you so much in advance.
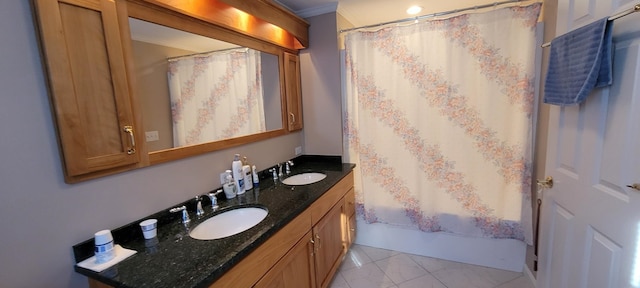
left=537, top=176, right=553, bottom=189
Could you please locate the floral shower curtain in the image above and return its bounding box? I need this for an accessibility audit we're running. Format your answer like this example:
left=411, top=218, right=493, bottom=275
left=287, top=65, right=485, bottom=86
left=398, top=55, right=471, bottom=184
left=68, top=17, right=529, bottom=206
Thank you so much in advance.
left=168, top=48, right=266, bottom=147
left=343, top=3, right=541, bottom=245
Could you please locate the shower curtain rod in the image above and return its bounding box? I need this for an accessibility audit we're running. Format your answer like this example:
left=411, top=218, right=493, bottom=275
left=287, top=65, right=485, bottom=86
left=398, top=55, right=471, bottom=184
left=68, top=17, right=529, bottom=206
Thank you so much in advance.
left=338, top=0, right=534, bottom=34
left=541, top=3, right=640, bottom=48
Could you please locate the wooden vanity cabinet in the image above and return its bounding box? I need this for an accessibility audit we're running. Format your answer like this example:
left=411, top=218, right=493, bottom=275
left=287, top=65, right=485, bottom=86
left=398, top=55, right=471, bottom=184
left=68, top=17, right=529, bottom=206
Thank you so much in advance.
left=253, top=231, right=316, bottom=288
left=251, top=171, right=354, bottom=288
left=284, top=52, right=303, bottom=131
left=32, top=0, right=143, bottom=183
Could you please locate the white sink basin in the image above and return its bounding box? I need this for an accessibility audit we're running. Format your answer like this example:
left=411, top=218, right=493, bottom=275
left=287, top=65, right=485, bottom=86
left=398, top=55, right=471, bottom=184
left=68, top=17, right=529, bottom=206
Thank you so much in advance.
left=282, top=172, right=327, bottom=185
left=190, top=207, right=268, bottom=240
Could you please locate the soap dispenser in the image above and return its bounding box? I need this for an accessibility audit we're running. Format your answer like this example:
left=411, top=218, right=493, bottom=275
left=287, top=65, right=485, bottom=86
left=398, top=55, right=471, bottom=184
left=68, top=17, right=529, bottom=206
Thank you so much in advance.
left=222, top=172, right=237, bottom=199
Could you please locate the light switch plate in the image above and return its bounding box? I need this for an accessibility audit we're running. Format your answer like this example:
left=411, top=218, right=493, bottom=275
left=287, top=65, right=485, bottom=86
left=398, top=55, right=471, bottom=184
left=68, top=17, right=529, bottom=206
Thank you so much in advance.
left=295, top=146, right=302, bottom=155
left=145, top=131, right=159, bottom=142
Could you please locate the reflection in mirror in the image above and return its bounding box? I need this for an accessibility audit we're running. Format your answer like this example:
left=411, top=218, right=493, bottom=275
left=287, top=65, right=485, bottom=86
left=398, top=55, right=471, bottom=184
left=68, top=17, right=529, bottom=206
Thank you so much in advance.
left=128, top=18, right=283, bottom=152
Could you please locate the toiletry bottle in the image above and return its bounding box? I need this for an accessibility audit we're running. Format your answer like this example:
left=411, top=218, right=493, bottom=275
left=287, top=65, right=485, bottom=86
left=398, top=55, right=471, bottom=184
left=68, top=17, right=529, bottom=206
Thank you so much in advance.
left=252, top=165, right=259, bottom=186
left=232, top=154, right=245, bottom=195
left=242, top=157, right=253, bottom=190
left=223, top=173, right=237, bottom=199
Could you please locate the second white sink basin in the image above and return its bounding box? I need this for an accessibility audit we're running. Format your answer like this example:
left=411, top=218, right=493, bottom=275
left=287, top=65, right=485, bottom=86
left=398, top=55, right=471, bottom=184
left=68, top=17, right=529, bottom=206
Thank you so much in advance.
left=282, top=172, right=327, bottom=185
left=190, top=207, right=268, bottom=240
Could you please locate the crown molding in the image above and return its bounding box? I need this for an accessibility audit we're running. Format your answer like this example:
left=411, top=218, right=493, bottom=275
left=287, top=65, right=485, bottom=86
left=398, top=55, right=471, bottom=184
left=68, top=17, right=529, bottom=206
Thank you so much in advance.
left=336, top=5, right=361, bottom=27
left=295, top=2, right=338, bottom=18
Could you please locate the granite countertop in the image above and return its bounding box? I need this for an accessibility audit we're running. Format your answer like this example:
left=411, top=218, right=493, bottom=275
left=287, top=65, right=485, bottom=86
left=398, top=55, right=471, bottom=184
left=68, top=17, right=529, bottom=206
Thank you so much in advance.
left=73, top=155, right=355, bottom=288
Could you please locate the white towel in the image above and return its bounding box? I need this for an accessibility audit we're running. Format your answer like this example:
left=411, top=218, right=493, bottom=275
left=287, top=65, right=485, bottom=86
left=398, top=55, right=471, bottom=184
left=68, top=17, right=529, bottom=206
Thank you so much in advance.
left=76, top=245, right=137, bottom=272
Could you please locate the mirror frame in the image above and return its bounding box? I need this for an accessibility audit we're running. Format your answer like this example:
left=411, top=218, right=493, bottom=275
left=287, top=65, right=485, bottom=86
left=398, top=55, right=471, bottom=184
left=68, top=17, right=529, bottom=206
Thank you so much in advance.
left=125, top=1, right=292, bottom=165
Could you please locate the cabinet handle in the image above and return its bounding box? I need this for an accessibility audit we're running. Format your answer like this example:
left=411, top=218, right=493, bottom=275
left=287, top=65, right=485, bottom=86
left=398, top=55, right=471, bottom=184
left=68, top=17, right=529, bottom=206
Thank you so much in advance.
left=311, top=236, right=317, bottom=255
left=123, top=126, right=136, bottom=155
left=289, top=112, right=295, bottom=124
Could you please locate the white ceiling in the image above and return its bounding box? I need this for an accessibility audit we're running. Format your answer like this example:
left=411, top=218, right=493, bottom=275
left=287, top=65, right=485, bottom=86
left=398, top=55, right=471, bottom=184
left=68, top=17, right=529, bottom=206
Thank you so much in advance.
left=275, top=0, right=509, bottom=28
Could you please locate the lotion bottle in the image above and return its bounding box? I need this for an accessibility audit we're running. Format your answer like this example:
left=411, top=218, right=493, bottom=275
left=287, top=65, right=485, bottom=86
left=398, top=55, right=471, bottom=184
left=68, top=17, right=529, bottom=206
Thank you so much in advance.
left=252, top=165, right=259, bottom=186
left=242, top=157, right=253, bottom=190
left=232, top=154, right=245, bottom=195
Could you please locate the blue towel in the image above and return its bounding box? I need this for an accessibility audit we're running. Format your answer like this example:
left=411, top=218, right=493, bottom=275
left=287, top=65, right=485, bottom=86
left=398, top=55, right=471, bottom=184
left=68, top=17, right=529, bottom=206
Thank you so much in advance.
left=544, top=17, right=613, bottom=106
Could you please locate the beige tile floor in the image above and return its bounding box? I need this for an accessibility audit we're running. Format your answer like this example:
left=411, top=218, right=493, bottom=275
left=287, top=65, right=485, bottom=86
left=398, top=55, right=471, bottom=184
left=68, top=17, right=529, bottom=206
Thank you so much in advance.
left=330, top=244, right=535, bottom=288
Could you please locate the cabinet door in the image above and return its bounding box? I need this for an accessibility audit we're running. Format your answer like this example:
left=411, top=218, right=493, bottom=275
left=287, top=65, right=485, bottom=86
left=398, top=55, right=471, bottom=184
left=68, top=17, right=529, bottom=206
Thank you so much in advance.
left=33, top=0, right=140, bottom=181
left=313, top=201, right=345, bottom=288
left=283, top=52, right=303, bottom=131
left=344, top=188, right=356, bottom=247
left=254, top=231, right=316, bottom=288
left=347, top=214, right=356, bottom=249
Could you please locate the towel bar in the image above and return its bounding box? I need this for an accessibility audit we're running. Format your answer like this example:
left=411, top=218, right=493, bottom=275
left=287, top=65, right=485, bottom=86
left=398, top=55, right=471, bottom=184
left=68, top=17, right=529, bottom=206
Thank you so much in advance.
left=541, top=3, right=640, bottom=48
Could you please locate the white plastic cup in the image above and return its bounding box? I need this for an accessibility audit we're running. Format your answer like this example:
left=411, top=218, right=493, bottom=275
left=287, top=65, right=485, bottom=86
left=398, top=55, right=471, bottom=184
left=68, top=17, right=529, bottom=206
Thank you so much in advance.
left=139, top=219, right=158, bottom=239
left=94, top=230, right=115, bottom=264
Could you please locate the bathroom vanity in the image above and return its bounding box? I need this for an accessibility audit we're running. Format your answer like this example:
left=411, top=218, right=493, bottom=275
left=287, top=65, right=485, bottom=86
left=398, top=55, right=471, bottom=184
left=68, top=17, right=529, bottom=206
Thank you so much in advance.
left=73, top=157, right=356, bottom=288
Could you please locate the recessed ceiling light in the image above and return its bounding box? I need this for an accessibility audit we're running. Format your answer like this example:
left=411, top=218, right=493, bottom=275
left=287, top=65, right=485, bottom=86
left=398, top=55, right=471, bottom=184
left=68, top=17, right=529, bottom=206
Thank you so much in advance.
left=406, top=5, right=423, bottom=15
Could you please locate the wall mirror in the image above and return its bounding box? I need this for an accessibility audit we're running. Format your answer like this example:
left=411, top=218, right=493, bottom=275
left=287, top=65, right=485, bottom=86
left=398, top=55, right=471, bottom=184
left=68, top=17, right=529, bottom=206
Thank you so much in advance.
left=126, top=16, right=287, bottom=164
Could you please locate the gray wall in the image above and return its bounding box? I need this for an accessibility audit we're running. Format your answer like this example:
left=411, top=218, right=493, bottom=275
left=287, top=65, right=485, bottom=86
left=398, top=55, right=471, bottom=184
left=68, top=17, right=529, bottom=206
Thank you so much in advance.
left=300, top=13, right=344, bottom=156
left=0, top=1, right=302, bottom=287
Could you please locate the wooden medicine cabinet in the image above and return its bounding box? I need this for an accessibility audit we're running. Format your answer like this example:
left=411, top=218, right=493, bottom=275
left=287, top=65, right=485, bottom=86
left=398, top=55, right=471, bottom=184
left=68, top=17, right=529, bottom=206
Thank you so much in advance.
left=32, top=0, right=308, bottom=183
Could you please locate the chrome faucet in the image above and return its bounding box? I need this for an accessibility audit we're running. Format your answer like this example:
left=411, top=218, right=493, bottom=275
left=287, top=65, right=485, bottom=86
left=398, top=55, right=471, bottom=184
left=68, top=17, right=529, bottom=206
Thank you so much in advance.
left=278, top=163, right=284, bottom=178
left=195, top=196, right=205, bottom=217
left=285, top=160, right=294, bottom=175
left=208, top=190, right=223, bottom=211
left=273, top=161, right=294, bottom=180
left=169, top=205, right=190, bottom=224
left=269, top=168, right=278, bottom=181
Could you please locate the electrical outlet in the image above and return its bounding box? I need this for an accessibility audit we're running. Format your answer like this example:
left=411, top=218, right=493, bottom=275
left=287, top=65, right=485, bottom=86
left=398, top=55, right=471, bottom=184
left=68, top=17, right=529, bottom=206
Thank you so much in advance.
left=145, top=131, right=159, bottom=142
left=295, top=146, right=302, bottom=155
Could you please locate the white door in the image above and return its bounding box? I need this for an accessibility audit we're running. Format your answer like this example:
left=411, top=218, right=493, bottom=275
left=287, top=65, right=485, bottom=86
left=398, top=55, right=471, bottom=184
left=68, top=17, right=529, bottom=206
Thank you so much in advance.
left=537, top=2, right=640, bottom=288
